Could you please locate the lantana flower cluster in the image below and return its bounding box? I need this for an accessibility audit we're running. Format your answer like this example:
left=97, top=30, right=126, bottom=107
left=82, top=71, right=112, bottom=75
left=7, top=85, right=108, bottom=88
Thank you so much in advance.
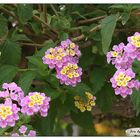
left=42, top=39, right=82, bottom=87
left=107, top=32, right=140, bottom=98
left=74, top=92, right=96, bottom=112
left=11, top=125, right=36, bottom=137
left=0, top=82, right=51, bottom=136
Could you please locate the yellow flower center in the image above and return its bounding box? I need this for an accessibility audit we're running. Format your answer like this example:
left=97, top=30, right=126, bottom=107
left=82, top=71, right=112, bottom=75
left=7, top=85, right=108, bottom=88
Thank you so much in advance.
left=115, top=73, right=131, bottom=87
left=131, top=35, right=140, bottom=48
left=60, top=63, right=79, bottom=79
left=0, top=105, right=13, bottom=120
left=45, top=48, right=66, bottom=60
left=28, top=93, right=45, bottom=107
left=111, top=51, right=118, bottom=57
left=65, top=43, right=76, bottom=56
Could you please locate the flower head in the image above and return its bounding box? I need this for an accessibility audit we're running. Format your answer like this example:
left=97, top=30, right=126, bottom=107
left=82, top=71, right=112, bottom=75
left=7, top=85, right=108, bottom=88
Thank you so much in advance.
left=0, top=82, right=24, bottom=103
left=21, top=92, right=51, bottom=117
left=74, top=92, right=96, bottom=112
left=107, top=43, right=134, bottom=69
left=56, top=62, right=82, bottom=87
left=0, top=99, right=20, bottom=128
left=128, top=32, right=140, bottom=48
left=42, top=46, right=67, bottom=69
left=110, top=68, right=140, bottom=98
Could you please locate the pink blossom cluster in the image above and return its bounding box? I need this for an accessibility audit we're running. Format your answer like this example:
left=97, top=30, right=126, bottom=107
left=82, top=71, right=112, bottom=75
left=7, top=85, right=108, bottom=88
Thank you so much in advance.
left=0, top=82, right=51, bottom=131
left=11, top=125, right=36, bottom=137
left=42, top=39, right=82, bottom=87
left=21, top=92, right=51, bottom=117
left=0, top=99, right=20, bottom=128
left=107, top=32, right=140, bottom=98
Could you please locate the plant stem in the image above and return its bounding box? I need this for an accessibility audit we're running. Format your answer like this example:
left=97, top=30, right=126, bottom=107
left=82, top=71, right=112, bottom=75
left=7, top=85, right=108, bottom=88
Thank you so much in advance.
left=50, top=4, right=59, bottom=17
left=77, top=15, right=106, bottom=25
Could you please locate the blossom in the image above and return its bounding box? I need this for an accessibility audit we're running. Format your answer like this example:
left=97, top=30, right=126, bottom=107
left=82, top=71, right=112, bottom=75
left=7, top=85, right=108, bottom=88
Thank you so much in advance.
left=61, top=39, right=81, bottom=60
left=42, top=39, right=81, bottom=70
left=127, top=32, right=140, bottom=48
left=110, top=68, right=140, bottom=98
left=28, top=130, right=36, bottom=137
left=0, top=82, right=24, bottom=103
left=74, top=92, right=96, bottom=112
left=21, top=92, right=51, bottom=117
left=107, top=43, right=134, bottom=69
left=0, top=99, right=20, bottom=128
left=42, top=46, right=67, bottom=69
left=11, top=125, right=36, bottom=137
left=19, top=125, right=27, bottom=134
left=127, top=32, right=140, bottom=60
left=56, top=62, right=82, bottom=87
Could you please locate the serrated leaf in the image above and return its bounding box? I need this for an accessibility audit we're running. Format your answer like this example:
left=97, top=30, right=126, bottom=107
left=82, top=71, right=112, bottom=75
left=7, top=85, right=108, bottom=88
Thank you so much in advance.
left=0, top=65, right=18, bottom=85
left=11, top=33, right=31, bottom=42
left=96, top=84, right=116, bottom=113
left=17, top=4, right=33, bottom=23
left=101, top=14, right=118, bottom=54
left=0, top=40, right=21, bottom=65
left=18, top=71, right=36, bottom=94
left=59, top=32, right=69, bottom=41
left=90, top=67, right=107, bottom=93
left=79, top=47, right=94, bottom=70
left=27, top=56, right=47, bottom=70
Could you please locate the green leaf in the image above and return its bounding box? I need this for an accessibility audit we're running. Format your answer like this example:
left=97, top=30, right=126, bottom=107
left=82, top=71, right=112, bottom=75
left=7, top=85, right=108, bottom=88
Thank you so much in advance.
left=18, top=71, right=36, bottom=94
left=59, top=31, right=69, bottom=41
left=79, top=47, right=94, bottom=70
left=71, top=111, right=93, bottom=129
left=0, top=40, right=21, bottom=65
left=0, top=65, right=18, bottom=85
left=0, top=15, right=8, bottom=37
left=51, top=16, right=71, bottom=30
left=131, top=89, right=140, bottom=116
left=90, top=67, right=107, bottom=93
left=30, top=21, right=42, bottom=35
left=101, top=14, right=118, bottom=54
left=17, top=4, right=33, bottom=23
left=11, top=33, right=31, bottom=42
left=96, top=84, right=116, bottom=113
left=43, top=86, right=61, bottom=100
left=121, top=12, right=130, bottom=25
left=32, top=101, right=57, bottom=136
left=27, top=56, right=47, bottom=70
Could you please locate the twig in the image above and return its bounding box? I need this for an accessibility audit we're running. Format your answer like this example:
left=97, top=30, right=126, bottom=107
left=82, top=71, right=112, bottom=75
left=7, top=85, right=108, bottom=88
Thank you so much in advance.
left=33, top=15, right=58, bottom=35
left=0, top=7, right=18, bottom=20
left=72, top=25, right=101, bottom=42
left=43, top=4, right=47, bottom=23
left=20, top=42, right=43, bottom=48
left=77, top=15, right=106, bottom=25
left=50, top=4, right=59, bottom=17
